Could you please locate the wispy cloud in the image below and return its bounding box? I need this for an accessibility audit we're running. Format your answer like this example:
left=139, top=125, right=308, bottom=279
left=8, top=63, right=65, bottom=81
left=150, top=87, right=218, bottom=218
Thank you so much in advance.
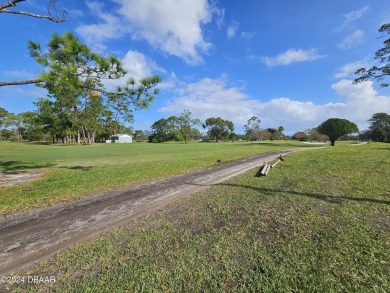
left=337, top=30, right=364, bottom=49
left=336, top=6, right=369, bottom=31
left=227, top=21, right=239, bottom=39
left=241, top=31, right=256, bottom=39
left=213, top=6, right=225, bottom=29
left=260, top=48, right=325, bottom=67
left=343, top=6, right=369, bottom=23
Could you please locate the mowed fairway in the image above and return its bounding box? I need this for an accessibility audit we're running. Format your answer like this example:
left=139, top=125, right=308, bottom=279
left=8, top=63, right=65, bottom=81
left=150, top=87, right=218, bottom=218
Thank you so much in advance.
left=9, top=143, right=390, bottom=292
left=0, top=141, right=313, bottom=215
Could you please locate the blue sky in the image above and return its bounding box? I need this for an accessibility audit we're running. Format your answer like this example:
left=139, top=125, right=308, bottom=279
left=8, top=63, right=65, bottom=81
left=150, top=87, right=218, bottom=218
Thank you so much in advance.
left=1, top=0, right=389, bottom=134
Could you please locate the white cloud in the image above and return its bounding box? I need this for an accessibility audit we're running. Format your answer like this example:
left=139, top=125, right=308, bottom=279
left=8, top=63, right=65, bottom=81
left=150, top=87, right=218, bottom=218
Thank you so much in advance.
left=261, top=48, right=325, bottom=67
left=334, top=60, right=369, bottom=79
left=76, top=1, right=125, bottom=51
left=227, top=21, right=239, bottom=39
left=122, top=51, right=165, bottom=80
left=159, top=77, right=390, bottom=134
left=337, top=30, right=364, bottom=49
left=104, top=50, right=166, bottom=90
left=115, top=0, right=213, bottom=64
left=331, top=79, right=390, bottom=123
left=258, top=98, right=346, bottom=132
left=76, top=0, right=219, bottom=64
left=160, top=76, right=261, bottom=126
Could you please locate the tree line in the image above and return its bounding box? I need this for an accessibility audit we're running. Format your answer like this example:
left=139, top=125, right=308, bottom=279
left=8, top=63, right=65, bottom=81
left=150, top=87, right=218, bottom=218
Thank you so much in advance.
left=290, top=113, right=390, bottom=145
left=1, top=106, right=389, bottom=144
left=144, top=114, right=288, bottom=143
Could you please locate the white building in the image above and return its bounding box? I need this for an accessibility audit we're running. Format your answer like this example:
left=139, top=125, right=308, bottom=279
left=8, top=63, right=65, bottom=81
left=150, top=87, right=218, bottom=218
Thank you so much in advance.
left=107, top=134, right=133, bottom=143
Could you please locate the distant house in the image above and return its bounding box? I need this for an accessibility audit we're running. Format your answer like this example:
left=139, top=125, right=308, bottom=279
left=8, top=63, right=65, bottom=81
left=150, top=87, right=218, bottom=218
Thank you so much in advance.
left=107, top=134, right=133, bottom=143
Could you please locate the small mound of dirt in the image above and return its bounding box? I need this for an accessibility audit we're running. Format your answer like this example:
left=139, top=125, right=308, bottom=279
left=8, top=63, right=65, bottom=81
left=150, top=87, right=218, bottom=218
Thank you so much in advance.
left=0, top=171, right=42, bottom=187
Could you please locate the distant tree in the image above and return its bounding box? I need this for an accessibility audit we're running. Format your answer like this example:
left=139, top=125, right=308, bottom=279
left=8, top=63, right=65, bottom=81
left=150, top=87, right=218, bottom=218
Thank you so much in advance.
left=0, top=129, right=14, bottom=141
left=18, top=111, right=45, bottom=141
left=266, top=127, right=285, bottom=140
left=367, top=112, right=390, bottom=142
left=354, top=23, right=390, bottom=87
left=305, top=128, right=328, bottom=142
left=178, top=110, right=200, bottom=143
left=229, top=132, right=240, bottom=141
left=190, top=128, right=202, bottom=141
left=34, top=97, right=71, bottom=143
left=6, top=112, right=26, bottom=142
left=292, top=131, right=308, bottom=141
left=118, top=125, right=133, bottom=135
left=0, top=107, right=9, bottom=141
left=149, top=116, right=180, bottom=143
left=256, top=130, right=272, bottom=140
left=317, top=118, right=359, bottom=146
left=358, top=129, right=371, bottom=141
left=244, top=116, right=261, bottom=140
left=203, top=117, right=234, bottom=142
left=134, top=130, right=146, bottom=141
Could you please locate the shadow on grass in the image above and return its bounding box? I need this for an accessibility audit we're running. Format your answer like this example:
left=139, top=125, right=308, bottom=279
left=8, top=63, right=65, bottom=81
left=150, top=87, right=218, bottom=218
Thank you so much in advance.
left=60, top=166, right=94, bottom=171
left=28, top=142, right=53, bottom=146
left=224, top=142, right=297, bottom=147
left=216, top=183, right=390, bottom=205
left=28, top=142, right=84, bottom=147
left=186, top=181, right=390, bottom=206
left=255, top=168, right=265, bottom=177
left=0, top=161, right=57, bottom=173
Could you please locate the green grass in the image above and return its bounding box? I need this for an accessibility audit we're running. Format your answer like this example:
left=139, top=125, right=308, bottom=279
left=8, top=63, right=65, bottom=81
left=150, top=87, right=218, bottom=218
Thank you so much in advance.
left=0, top=140, right=314, bottom=215
left=10, top=143, right=389, bottom=292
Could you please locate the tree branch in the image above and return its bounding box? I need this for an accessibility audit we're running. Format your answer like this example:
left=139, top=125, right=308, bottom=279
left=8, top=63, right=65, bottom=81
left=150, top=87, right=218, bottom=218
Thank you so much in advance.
left=0, top=0, right=26, bottom=10
left=0, top=0, right=66, bottom=22
left=0, top=79, right=42, bottom=87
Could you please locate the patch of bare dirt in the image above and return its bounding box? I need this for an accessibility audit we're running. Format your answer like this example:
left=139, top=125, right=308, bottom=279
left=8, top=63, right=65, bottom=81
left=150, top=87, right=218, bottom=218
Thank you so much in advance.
left=0, top=170, right=42, bottom=187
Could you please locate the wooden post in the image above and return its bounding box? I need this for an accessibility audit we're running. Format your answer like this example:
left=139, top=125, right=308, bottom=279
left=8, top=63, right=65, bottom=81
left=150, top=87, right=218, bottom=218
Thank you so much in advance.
left=260, top=164, right=270, bottom=176
left=271, top=159, right=281, bottom=168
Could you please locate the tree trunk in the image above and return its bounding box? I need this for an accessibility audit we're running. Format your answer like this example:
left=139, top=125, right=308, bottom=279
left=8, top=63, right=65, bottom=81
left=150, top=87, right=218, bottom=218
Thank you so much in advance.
left=81, top=125, right=88, bottom=144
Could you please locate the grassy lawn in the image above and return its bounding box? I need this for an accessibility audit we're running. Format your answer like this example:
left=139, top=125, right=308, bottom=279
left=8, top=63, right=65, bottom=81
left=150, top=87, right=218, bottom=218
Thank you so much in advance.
left=0, top=140, right=314, bottom=216
left=11, top=143, right=389, bottom=292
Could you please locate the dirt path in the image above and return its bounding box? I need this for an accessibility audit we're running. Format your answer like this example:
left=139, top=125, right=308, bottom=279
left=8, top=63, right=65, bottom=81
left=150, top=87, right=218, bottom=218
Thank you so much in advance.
left=0, top=148, right=312, bottom=275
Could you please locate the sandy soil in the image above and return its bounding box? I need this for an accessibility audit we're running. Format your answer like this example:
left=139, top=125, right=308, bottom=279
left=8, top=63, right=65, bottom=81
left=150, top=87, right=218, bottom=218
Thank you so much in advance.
left=0, top=170, right=42, bottom=187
